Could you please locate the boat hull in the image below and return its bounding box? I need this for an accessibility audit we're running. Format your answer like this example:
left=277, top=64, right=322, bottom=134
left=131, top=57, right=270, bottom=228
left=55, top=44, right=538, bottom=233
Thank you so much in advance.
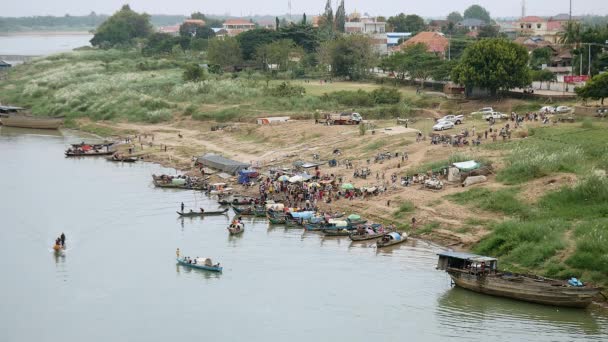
left=448, top=270, right=600, bottom=308
left=176, top=209, right=228, bottom=217
left=1, top=115, right=63, bottom=129
left=176, top=258, right=222, bottom=272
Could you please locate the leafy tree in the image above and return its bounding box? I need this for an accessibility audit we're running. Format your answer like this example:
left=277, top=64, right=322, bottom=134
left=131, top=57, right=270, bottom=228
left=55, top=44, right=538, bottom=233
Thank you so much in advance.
left=183, top=64, right=206, bottom=82
left=319, top=35, right=376, bottom=80
left=142, top=32, right=178, bottom=55
left=463, top=5, right=491, bottom=24
left=530, top=69, right=556, bottom=89
left=451, top=39, right=531, bottom=96
left=207, top=37, right=243, bottom=70
left=371, top=87, right=401, bottom=104
left=190, top=12, right=205, bottom=20
left=335, top=0, right=346, bottom=33
left=447, top=11, right=463, bottom=24
left=381, top=43, right=442, bottom=86
left=576, top=73, right=608, bottom=105
left=255, top=39, right=303, bottom=72
left=275, top=17, right=280, bottom=30
left=431, top=60, right=458, bottom=81
left=278, top=24, right=320, bottom=53
left=387, top=13, right=425, bottom=33
left=322, top=0, right=334, bottom=33
left=180, top=22, right=215, bottom=39
left=90, top=5, right=153, bottom=47
left=237, top=28, right=279, bottom=60
left=477, top=25, right=500, bottom=38
left=529, top=47, right=553, bottom=70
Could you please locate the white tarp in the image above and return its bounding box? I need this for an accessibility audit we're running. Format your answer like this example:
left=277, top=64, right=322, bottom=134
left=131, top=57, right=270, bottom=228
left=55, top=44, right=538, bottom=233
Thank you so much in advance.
left=452, top=160, right=480, bottom=171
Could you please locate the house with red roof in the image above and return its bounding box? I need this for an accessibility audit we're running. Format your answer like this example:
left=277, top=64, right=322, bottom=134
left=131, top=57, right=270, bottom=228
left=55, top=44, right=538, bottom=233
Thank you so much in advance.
left=223, top=18, right=256, bottom=36
left=517, top=14, right=579, bottom=43
left=396, top=31, right=449, bottom=59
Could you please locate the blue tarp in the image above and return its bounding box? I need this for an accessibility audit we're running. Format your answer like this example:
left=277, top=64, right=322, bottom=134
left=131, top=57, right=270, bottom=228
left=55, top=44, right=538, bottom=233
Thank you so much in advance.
left=388, top=232, right=402, bottom=241
left=238, top=169, right=259, bottom=184
left=289, top=211, right=315, bottom=220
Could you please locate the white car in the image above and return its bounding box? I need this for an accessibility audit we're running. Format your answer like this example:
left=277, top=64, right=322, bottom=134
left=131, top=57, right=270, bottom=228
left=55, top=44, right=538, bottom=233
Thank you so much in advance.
left=438, top=114, right=464, bottom=125
left=482, top=111, right=508, bottom=121
left=540, top=106, right=556, bottom=113
left=433, top=121, right=455, bottom=131
left=555, top=106, right=572, bottom=113
left=471, top=107, right=494, bottom=115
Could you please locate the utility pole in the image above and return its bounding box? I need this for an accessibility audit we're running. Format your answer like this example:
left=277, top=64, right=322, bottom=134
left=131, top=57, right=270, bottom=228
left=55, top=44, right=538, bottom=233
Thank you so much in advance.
left=569, top=0, right=572, bottom=21
left=588, top=44, right=591, bottom=76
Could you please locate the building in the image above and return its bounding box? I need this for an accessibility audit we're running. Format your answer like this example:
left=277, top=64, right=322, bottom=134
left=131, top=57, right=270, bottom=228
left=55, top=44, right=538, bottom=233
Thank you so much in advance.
left=223, top=18, right=256, bottom=37
left=397, top=31, right=449, bottom=59
left=457, top=18, right=487, bottom=32
left=158, top=25, right=180, bottom=36
left=517, top=14, right=578, bottom=43
left=387, top=32, right=412, bottom=48
left=428, top=19, right=449, bottom=32
left=0, top=60, right=12, bottom=70
left=344, top=18, right=388, bottom=54
left=211, top=28, right=229, bottom=39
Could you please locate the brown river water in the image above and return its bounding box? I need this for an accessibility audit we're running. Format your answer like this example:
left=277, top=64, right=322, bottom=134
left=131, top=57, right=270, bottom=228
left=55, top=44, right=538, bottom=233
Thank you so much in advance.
left=0, top=126, right=607, bottom=341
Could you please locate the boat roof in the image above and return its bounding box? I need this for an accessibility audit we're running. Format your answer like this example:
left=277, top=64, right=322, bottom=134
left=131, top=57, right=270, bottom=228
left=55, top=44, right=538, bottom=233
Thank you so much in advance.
left=437, top=251, right=497, bottom=262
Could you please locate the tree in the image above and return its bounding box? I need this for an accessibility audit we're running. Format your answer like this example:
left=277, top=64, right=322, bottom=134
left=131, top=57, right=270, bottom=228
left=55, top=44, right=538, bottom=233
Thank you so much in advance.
left=90, top=5, right=153, bottom=47
left=236, top=28, right=279, bottom=60
left=179, top=21, right=214, bottom=39
left=302, top=13, right=307, bottom=25
left=447, top=11, right=463, bottom=24
left=320, top=0, right=334, bottom=35
left=275, top=17, right=280, bottom=30
left=380, top=43, right=442, bottom=86
left=255, top=39, right=302, bottom=72
left=207, top=37, right=243, bottom=70
left=463, top=5, right=491, bottom=24
left=530, top=69, right=556, bottom=89
left=451, top=39, right=531, bottom=96
left=529, top=47, right=553, bottom=70
left=142, top=32, right=178, bottom=55
left=319, top=35, right=376, bottom=80
left=335, top=0, right=346, bottom=33
left=278, top=24, right=320, bottom=53
left=183, top=63, right=206, bottom=82
left=387, top=13, right=425, bottom=33
left=576, top=73, right=608, bottom=105
left=477, top=25, right=500, bottom=38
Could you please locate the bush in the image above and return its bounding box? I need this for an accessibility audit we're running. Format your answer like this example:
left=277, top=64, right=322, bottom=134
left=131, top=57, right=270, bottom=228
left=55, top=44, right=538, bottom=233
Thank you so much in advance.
left=539, top=176, right=608, bottom=219
left=182, top=64, right=206, bottom=82
left=265, top=82, right=305, bottom=97
left=371, top=87, right=401, bottom=104
left=321, top=90, right=374, bottom=107
left=581, top=118, right=594, bottom=129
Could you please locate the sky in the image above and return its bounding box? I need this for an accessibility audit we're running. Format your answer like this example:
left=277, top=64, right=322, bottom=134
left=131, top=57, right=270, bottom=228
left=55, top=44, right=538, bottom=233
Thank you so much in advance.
left=2, top=0, right=607, bottom=18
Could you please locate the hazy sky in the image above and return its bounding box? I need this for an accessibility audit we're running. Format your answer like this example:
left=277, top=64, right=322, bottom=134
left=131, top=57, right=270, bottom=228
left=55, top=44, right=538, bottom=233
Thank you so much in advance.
left=2, top=0, right=607, bottom=18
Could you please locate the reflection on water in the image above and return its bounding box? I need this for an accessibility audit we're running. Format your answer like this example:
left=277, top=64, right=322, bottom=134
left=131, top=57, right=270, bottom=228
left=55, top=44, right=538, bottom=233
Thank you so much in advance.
left=0, top=126, right=64, bottom=138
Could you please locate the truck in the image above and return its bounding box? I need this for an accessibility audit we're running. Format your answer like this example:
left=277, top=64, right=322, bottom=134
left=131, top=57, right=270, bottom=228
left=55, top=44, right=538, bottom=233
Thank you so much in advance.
left=437, top=114, right=464, bottom=125
left=324, top=112, right=363, bottom=125
left=482, top=111, right=508, bottom=121
left=471, top=107, right=494, bottom=116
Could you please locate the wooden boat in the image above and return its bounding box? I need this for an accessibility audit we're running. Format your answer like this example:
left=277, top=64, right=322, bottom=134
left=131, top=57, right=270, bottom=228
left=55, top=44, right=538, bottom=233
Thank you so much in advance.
left=268, top=216, right=287, bottom=224
left=376, top=232, right=408, bottom=248
left=227, top=223, right=244, bottom=235
left=436, top=251, right=602, bottom=308
left=322, top=229, right=351, bottom=236
left=107, top=156, right=138, bottom=163
left=0, top=114, right=63, bottom=129
left=350, top=231, right=385, bottom=241
left=152, top=175, right=206, bottom=190
left=52, top=244, right=65, bottom=252
left=65, top=149, right=114, bottom=157
left=176, top=208, right=229, bottom=217
left=218, top=198, right=254, bottom=206
left=176, top=257, right=222, bottom=272
left=232, top=206, right=254, bottom=215
left=254, top=206, right=267, bottom=217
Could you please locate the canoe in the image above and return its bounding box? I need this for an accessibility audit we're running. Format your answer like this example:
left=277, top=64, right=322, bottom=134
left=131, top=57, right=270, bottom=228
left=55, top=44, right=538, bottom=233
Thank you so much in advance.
left=219, top=198, right=254, bottom=205
left=227, top=223, right=244, bottom=235
left=176, top=257, right=222, bottom=272
left=232, top=206, right=254, bottom=215
left=322, top=229, right=351, bottom=236
left=376, top=232, right=408, bottom=248
left=0, top=115, right=63, bottom=129
left=176, top=208, right=229, bottom=217
left=349, top=232, right=386, bottom=241
left=268, top=217, right=287, bottom=224
left=65, top=150, right=114, bottom=157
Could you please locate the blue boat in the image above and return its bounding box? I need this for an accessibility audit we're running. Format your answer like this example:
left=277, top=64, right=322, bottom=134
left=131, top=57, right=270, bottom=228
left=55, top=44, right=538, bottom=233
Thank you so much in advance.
left=176, top=257, right=223, bottom=272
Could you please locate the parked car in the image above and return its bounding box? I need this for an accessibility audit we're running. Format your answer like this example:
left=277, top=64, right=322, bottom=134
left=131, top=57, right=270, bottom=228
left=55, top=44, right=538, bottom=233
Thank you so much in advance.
left=437, top=114, right=464, bottom=125
left=482, top=111, right=508, bottom=121
left=555, top=106, right=572, bottom=113
left=471, top=107, right=494, bottom=115
left=539, top=106, right=556, bottom=113
left=433, top=121, right=455, bottom=131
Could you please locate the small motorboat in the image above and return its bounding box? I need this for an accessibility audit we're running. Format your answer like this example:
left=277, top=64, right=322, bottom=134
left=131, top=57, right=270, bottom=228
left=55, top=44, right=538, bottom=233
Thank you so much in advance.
left=376, top=232, right=408, bottom=248
left=107, top=156, right=138, bottom=163
left=228, top=223, right=244, bottom=235
left=231, top=206, right=254, bottom=215
left=322, top=229, right=351, bottom=236
left=53, top=244, right=65, bottom=252
left=176, top=257, right=222, bottom=272
left=177, top=208, right=229, bottom=217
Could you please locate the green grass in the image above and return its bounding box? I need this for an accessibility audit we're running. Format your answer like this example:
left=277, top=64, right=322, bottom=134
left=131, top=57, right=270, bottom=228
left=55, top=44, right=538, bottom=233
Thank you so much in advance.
left=416, top=221, right=440, bottom=235
left=448, top=187, right=532, bottom=219
left=393, top=201, right=415, bottom=219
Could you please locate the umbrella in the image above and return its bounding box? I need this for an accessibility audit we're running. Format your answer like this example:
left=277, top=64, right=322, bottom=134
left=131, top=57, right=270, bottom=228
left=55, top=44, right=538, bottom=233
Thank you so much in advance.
left=278, top=175, right=289, bottom=182
left=289, top=175, right=304, bottom=183
left=348, top=214, right=361, bottom=221
left=341, top=183, right=355, bottom=190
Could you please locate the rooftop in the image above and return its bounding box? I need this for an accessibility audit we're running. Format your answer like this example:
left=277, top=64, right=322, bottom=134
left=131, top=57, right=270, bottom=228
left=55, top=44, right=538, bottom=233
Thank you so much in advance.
left=437, top=251, right=497, bottom=262
left=458, top=18, right=487, bottom=27
left=224, top=18, right=255, bottom=26
left=520, top=16, right=546, bottom=22
left=400, top=31, right=448, bottom=54
left=184, top=19, right=206, bottom=26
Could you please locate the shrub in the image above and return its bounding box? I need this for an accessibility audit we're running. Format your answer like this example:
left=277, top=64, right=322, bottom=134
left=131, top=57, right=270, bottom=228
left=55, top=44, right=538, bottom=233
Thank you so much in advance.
left=566, top=219, right=608, bottom=274
left=321, top=90, right=374, bottom=107
left=371, top=87, right=401, bottom=104
left=182, top=63, right=206, bottom=82
left=265, top=82, right=305, bottom=97
left=581, top=118, right=594, bottom=129
left=539, top=176, right=608, bottom=219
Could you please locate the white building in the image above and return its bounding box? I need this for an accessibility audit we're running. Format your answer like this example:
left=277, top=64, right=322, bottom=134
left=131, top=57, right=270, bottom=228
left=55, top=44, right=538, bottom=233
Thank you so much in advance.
left=344, top=19, right=388, bottom=55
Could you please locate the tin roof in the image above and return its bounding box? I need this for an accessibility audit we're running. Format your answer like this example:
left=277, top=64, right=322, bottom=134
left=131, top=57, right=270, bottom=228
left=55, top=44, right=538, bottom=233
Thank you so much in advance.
left=437, top=251, right=497, bottom=262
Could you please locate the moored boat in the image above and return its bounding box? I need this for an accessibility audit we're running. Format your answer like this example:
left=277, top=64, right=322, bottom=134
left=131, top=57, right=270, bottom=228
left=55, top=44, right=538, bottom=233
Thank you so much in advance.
left=349, top=225, right=388, bottom=241
left=176, top=208, right=229, bottom=217
left=107, top=156, right=138, bottom=163
left=218, top=198, right=255, bottom=206
left=376, top=232, right=408, bottom=248
left=436, top=251, right=602, bottom=308
left=322, top=229, right=351, bottom=236
left=176, top=257, right=222, bottom=272
left=0, top=106, right=63, bottom=129
left=65, top=149, right=114, bottom=157
left=268, top=216, right=287, bottom=224
left=231, top=205, right=254, bottom=215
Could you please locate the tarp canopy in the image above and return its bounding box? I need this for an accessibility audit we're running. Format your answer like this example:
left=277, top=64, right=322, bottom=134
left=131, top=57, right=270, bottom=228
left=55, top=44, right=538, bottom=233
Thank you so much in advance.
left=196, top=154, right=250, bottom=175
left=388, top=232, right=402, bottom=241
left=289, top=211, right=315, bottom=219
left=452, top=160, right=481, bottom=172
left=347, top=214, right=361, bottom=221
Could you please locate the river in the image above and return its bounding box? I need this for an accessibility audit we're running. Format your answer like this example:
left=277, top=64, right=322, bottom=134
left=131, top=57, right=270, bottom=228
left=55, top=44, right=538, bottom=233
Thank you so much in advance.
left=0, top=127, right=606, bottom=341
left=0, top=33, right=92, bottom=62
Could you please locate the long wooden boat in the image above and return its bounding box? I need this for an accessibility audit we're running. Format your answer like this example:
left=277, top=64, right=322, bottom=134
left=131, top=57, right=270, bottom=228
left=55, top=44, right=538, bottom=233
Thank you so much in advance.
left=227, top=223, right=244, bottom=235
left=268, top=216, right=287, bottom=224
left=176, top=257, right=222, bottom=272
left=376, top=232, right=408, bottom=248
left=107, top=156, right=138, bottom=163
left=176, top=208, right=229, bottom=217
left=437, top=251, right=601, bottom=308
left=0, top=115, right=63, bottom=129
left=350, top=231, right=385, bottom=241
left=65, top=150, right=114, bottom=157
left=219, top=198, right=254, bottom=206
left=232, top=206, right=254, bottom=215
